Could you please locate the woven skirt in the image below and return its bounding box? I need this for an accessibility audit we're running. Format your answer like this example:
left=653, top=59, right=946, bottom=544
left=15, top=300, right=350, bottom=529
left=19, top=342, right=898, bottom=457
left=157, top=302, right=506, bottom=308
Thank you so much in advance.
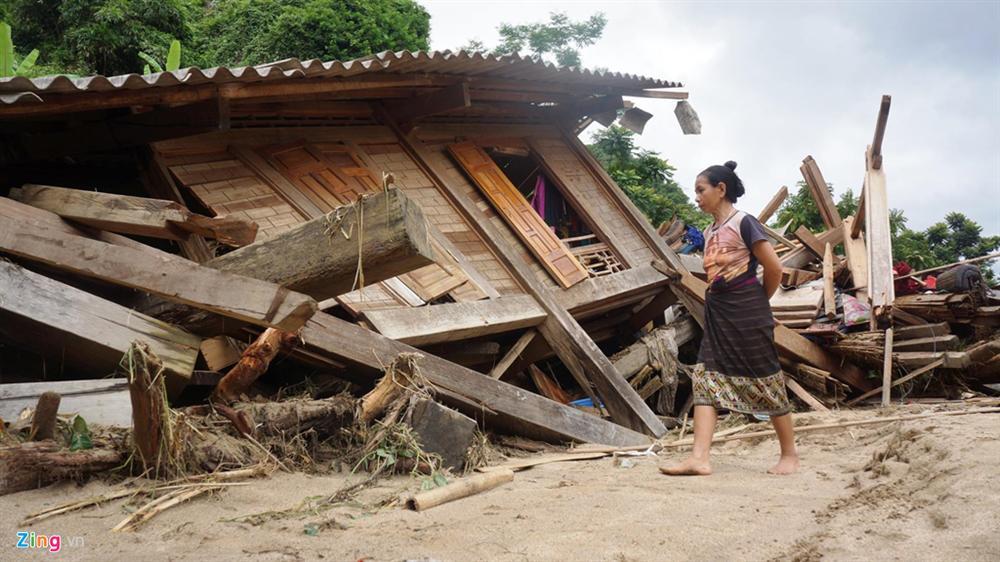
left=692, top=278, right=791, bottom=416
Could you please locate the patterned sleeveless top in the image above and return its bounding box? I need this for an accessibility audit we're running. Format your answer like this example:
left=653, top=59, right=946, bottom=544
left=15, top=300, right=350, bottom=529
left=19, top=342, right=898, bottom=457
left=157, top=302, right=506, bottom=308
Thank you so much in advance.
left=702, top=210, right=769, bottom=290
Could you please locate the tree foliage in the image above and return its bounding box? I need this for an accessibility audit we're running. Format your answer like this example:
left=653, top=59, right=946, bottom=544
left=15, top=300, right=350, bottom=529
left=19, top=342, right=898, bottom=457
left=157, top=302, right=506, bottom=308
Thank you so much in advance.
left=588, top=126, right=708, bottom=229
left=193, top=0, right=429, bottom=67
left=1, top=0, right=429, bottom=75
left=463, top=11, right=606, bottom=68
left=772, top=181, right=857, bottom=234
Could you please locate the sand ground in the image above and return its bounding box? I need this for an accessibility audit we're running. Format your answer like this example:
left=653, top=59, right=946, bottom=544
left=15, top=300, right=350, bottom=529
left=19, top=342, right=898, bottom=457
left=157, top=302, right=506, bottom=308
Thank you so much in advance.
left=3, top=403, right=999, bottom=562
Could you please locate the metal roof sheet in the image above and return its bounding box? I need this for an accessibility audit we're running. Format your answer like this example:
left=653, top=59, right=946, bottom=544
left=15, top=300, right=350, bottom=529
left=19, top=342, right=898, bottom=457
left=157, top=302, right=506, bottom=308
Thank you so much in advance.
left=0, top=50, right=681, bottom=108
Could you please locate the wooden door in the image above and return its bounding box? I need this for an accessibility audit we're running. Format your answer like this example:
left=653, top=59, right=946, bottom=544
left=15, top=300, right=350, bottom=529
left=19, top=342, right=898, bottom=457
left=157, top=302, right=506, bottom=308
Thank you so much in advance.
left=447, top=142, right=588, bottom=288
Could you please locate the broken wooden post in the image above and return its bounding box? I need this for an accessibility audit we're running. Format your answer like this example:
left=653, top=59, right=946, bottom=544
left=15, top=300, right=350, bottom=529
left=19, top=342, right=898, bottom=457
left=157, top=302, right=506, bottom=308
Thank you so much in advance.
left=212, top=329, right=300, bottom=404
left=10, top=184, right=258, bottom=246
left=489, top=330, right=538, bottom=379
left=841, top=216, right=869, bottom=302
left=358, top=353, right=416, bottom=424
left=799, top=156, right=842, bottom=229
left=29, top=392, right=61, bottom=441
left=757, top=185, right=788, bottom=224
left=121, top=341, right=174, bottom=478
left=206, top=187, right=434, bottom=300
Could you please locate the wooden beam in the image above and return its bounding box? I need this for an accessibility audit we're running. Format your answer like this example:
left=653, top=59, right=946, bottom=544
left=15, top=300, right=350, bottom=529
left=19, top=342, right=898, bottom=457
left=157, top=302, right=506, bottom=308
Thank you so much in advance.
left=823, top=243, right=836, bottom=319
left=140, top=147, right=215, bottom=262
left=11, top=184, right=258, bottom=246
left=363, top=296, right=547, bottom=346
left=793, top=226, right=827, bottom=260
left=206, top=188, right=433, bottom=300
left=620, top=90, right=689, bottom=100
left=763, top=223, right=797, bottom=251
left=782, top=227, right=842, bottom=269
left=800, top=156, right=842, bottom=229
left=378, top=105, right=665, bottom=437
left=0, top=216, right=317, bottom=331
left=489, top=330, right=538, bottom=379
left=757, top=185, right=788, bottom=224
left=384, top=82, right=471, bottom=127
left=301, top=312, right=652, bottom=446
left=0, top=260, right=200, bottom=388
left=559, top=264, right=670, bottom=318
left=870, top=95, right=891, bottom=170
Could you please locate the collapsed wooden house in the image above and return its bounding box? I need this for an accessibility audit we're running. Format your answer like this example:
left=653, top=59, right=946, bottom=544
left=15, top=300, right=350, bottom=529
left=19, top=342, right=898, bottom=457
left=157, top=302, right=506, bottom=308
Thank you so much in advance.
left=4, top=51, right=990, bottom=475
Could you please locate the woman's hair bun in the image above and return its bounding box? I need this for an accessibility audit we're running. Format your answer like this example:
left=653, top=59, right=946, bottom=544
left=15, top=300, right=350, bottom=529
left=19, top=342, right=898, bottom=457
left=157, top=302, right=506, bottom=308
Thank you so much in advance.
left=724, top=160, right=738, bottom=171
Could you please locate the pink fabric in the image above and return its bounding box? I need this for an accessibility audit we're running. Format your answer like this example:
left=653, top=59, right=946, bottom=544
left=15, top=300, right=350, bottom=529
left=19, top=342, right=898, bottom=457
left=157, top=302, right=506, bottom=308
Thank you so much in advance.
left=530, top=174, right=546, bottom=217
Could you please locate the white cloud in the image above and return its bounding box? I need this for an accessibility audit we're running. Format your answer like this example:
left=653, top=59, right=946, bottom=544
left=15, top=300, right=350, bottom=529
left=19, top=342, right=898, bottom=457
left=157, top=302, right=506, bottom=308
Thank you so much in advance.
left=420, top=0, right=1000, bottom=239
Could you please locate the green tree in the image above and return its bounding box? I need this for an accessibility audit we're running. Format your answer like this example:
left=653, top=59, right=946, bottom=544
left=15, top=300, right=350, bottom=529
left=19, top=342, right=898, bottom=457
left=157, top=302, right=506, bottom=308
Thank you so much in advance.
left=772, top=181, right=858, bottom=233
left=463, top=11, right=606, bottom=68
left=892, top=211, right=999, bottom=280
left=588, top=126, right=708, bottom=229
left=194, top=0, right=430, bottom=67
left=4, top=0, right=195, bottom=75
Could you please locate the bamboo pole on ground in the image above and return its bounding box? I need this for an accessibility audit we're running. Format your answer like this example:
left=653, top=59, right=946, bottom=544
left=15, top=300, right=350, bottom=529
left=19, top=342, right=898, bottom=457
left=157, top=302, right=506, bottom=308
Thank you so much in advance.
left=405, top=469, right=514, bottom=511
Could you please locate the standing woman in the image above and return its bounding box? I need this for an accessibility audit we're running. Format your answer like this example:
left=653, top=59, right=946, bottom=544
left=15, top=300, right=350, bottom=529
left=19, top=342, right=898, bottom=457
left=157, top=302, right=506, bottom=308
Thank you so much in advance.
left=661, top=161, right=799, bottom=476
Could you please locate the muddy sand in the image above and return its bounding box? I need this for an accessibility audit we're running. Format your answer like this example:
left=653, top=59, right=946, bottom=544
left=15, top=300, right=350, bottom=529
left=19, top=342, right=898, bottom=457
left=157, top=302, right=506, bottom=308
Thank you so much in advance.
left=3, top=403, right=999, bottom=561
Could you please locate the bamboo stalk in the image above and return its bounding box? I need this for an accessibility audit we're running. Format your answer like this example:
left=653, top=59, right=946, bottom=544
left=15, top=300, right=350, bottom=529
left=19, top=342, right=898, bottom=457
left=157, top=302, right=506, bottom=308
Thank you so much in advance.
left=405, top=469, right=514, bottom=511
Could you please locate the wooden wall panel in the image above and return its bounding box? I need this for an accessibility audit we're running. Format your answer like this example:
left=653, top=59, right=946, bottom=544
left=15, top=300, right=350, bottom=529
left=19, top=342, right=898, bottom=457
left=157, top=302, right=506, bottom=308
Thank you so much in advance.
left=530, top=137, right=655, bottom=264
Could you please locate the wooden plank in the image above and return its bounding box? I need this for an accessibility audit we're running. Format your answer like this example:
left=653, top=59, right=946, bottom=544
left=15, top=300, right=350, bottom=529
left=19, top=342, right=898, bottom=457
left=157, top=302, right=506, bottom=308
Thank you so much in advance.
left=894, top=322, right=950, bottom=341
left=841, top=216, right=869, bottom=302
left=0, top=196, right=174, bottom=257
left=783, top=374, right=830, bottom=412
left=447, top=141, right=589, bottom=288
left=0, top=260, right=199, bottom=386
left=782, top=227, right=842, bottom=269
left=559, top=264, right=670, bottom=317
left=770, top=283, right=824, bottom=312
left=793, top=226, right=826, bottom=261
left=381, top=113, right=663, bottom=436
left=757, top=185, right=788, bottom=224
left=301, top=311, right=652, bottom=446
left=0, top=216, right=317, bottom=331
left=895, top=351, right=969, bottom=370
left=489, top=330, right=537, bottom=379
left=0, top=380, right=132, bottom=427
left=11, top=184, right=257, bottom=245
left=892, top=335, right=959, bottom=352
left=140, top=148, right=216, bottom=262
left=527, top=364, right=573, bottom=403
left=851, top=185, right=866, bottom=239
left=800, top=156, right=842, bottom=229
left=200, top=336, right=245, bottom=372
left=823, top=243, right=836, bottom=319
left=362, top=295, right=547, bottom=346
left=762, top=223, right=797, bottom=251
left=865, top=145, right=894, bottom=324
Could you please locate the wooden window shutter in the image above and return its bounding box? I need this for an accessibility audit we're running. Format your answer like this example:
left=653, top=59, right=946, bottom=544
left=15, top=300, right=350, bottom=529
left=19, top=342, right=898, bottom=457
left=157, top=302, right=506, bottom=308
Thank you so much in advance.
left=447, top=142, right=588, bottom=288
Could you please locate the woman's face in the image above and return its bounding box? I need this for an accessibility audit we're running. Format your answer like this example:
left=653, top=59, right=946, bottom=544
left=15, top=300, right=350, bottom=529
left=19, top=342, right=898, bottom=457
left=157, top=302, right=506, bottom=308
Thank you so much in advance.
left=695, top=175, right=727, bottom=214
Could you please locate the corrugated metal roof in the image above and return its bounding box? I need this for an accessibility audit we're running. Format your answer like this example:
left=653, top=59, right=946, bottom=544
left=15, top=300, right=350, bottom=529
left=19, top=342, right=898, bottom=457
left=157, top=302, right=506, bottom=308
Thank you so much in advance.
left=0, top=50, right=681, bottom=108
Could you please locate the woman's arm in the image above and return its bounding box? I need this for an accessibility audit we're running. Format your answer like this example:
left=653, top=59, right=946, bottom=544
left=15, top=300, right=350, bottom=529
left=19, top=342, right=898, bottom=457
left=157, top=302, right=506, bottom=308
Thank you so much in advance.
left=752, top=240, right=783, bottom=299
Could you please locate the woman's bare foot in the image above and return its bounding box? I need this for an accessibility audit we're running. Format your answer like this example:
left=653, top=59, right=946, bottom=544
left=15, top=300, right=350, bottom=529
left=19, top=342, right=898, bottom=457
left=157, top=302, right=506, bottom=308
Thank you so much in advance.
left=768, top=455, right=800, bottom=475
left=659, top=456, right=712, bottom=476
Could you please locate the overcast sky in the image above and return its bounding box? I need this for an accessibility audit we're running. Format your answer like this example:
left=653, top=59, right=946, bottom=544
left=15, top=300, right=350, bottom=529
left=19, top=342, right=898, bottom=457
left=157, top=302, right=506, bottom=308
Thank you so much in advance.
left=421, top=0, right=1000, bottom=239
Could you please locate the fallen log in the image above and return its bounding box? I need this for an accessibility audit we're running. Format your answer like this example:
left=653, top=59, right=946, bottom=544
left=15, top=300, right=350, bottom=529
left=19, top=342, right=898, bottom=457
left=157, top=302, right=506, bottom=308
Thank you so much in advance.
left=10, top=184, right=257, bottom=246
left=0, top=441, right=125, bottom=496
